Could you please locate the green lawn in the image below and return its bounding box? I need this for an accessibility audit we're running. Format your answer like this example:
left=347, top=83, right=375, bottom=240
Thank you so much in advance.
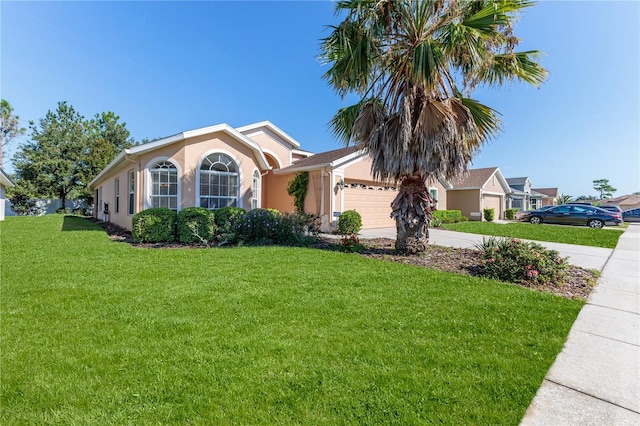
left=440, top=221, right=623, bottom=248
left=1, top=215, right=582, bottom=425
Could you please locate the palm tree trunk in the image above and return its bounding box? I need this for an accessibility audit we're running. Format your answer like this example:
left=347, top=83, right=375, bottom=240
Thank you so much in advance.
left=391, top=174, right=435, bottom=254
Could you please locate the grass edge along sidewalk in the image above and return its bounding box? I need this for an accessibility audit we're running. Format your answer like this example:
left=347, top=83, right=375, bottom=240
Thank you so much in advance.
left=440, top=221, right=623, bottom=249
left=1, top=215, right=582, bottom=425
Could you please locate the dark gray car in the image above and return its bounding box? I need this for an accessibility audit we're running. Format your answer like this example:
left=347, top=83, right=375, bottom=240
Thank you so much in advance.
left=521, top=204, right=623, bottom=228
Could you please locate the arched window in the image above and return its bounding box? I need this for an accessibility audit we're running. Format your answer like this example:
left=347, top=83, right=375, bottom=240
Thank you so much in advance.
left=150, top=160, right=178, bottom=210
left=200, top=153, right=239, bottom=209
left=252, top=170, right=260, bottom=209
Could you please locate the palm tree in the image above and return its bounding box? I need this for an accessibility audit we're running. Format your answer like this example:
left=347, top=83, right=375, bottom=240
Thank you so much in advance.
left=321, top=0, right=547, bottom=253
left=557, top=194, right=573, bottom=205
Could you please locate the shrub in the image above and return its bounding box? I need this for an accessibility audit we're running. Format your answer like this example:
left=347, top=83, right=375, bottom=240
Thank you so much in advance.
left=56, top=207, right=71, bottom=214
left=433, top=210, right=463, bottom=224
left=233, top=208, right=287, bottom=245
left=213, top=206, right=246, bottom=243
left=337, top=210, right=362, bottom=235
left=132, top=208, right=177, bottom=243
left=477, top=237, right=568, bottom=285
left=286, top=212, right=321, bottom=237
left=177, top=207, right=216, bottom=244
left=483, top=208, right=495, bottom=222
left=340, top=233, right=365, bottom=253
left=505, top=208, right=520, bottom=220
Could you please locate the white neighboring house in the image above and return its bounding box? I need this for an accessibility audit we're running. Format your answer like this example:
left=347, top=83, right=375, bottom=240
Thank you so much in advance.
left=0, top=168, right=14, bottom=221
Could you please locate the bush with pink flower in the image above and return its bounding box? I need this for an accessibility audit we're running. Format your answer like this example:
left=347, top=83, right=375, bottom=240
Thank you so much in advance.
left=476, top=237, right=568, bottom=285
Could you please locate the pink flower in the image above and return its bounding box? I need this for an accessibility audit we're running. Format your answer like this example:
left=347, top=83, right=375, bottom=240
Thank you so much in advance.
left=527, top=270, right=539, bottom=278
left=513, top=238, right=520, bottom=243
left=488, top=258, right=495, bottom=263
left=526, top=264, right=532, bottom=270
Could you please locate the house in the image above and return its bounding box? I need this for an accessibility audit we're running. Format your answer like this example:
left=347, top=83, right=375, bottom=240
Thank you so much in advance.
left=532, top=187, right=558, bottom=206
left=447, top=167, right=510, bottom=220
left=602, top=194, right=640, bottom=211
left=0, top=167, right=14, bottom=221
left=505, top=177, right=546, bottom=210
left=90, top=121, right=448, bottom=232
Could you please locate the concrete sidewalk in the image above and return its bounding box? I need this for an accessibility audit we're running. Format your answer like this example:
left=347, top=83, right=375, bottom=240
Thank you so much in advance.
left=358, top=226, right=613, bottom=271
left=521, top=223, right=640, bottom=425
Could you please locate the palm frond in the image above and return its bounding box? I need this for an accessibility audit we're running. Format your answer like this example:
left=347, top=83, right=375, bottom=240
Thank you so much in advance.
left=481, top=51, right=548, bottom=87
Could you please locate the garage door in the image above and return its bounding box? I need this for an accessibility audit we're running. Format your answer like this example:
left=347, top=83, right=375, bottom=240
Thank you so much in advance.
left=343, top=181, right=398, bottom=229
left=483, top=195, right=503, bottom=220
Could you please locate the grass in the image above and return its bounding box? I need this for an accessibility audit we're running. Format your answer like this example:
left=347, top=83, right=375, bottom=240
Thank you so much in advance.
left=440, top=221, right=623, bottom=248
left=1, top=215, right=583, bottom=425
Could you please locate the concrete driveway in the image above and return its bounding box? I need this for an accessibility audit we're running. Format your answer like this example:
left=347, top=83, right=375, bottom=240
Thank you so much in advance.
left=358, top=227, right=613, bottom=271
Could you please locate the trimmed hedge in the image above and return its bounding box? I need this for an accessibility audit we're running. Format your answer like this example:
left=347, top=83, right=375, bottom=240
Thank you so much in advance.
left=132, top=208, right=177, bottom=243
left=433, top=210, right=464, bottom=224
left=505, top=208, right=520, bottom=220
left=177, top=207, right=216, bottom=244
left=213, top=206, right=246, bottom=229
left=337, top=210, right=362, bottom=235
left=484, top=208, right=495, bottom=222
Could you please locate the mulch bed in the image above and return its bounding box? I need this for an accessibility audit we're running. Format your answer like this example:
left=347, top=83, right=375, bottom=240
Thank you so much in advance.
left=92, top=219, right=598, bottom=301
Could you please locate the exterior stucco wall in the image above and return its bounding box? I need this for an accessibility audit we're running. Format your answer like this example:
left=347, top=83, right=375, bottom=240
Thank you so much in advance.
left=92, top=131, right=265, bottom=231
left=264, top=172, right=295, bottom=213
left=243, top=132, right=292, bottom=169
left=447, top=189, right=482, bottom=220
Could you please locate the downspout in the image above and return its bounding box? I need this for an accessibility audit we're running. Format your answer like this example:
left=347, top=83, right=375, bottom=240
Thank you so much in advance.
left=124, top=152, right=140, bottom=213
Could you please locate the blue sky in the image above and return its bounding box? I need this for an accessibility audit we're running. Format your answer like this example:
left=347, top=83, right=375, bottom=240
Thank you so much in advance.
left=2, top=1, right=638, bottom=198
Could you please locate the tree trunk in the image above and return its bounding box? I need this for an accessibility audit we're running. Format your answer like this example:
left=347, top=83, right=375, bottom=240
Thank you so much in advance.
left=391, top=174, right=436, bottom=255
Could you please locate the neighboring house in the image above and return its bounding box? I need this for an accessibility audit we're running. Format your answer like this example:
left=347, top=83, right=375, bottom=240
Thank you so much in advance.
left=0, top=167, right=15, bottom=221
left=532, top=187, right=558, bottom=206
left=505, top=177, right=546, bottom=210
left=602, top=194, right=640, bottom=211
left=90, top=121, right=448, bottom=232
left=447, top=167, right=510, bottom=220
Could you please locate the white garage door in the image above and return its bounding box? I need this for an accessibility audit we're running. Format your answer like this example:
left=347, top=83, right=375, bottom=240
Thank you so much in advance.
left=483, top=195, right=503, bottom=220
left=343, top=181, right=398, bottom=229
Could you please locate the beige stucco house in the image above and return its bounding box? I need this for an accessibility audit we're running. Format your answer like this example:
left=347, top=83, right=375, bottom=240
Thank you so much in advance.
left=90, top=121, right=448, bottom=232
left=447, top=167, right=510, bottom=220
left=532, top=187, right=559, bottom=207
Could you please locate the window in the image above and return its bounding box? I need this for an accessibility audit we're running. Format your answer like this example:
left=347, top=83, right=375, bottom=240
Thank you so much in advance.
left=429, top=188, right=438, bottom=200
left=128, top=170, right=135, bottom=215
left=150, top=161, right=178, bottom=210
left=252, top=170, right=260, bottom=209
left=115, top=178, right=120, bottom=213
left=199, top=153, right=239, bottom=209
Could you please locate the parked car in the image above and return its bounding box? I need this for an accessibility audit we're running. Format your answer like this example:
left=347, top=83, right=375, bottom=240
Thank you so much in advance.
left=622, top=208, right=640, bottom=223
left=514, top=205, right=555, bottom=220
left=599, top=205, right=622, bottom=214
left=520, top=204, right=623, bottom=228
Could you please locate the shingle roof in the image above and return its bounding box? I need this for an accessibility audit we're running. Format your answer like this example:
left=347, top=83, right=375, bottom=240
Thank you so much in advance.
left=506, top=177, right=529, bottom=186
left=450, top=167, right=499, bottom=189
left=533, top=188, right=558, bottom=198
left=277, top=145, right=360, bottom=172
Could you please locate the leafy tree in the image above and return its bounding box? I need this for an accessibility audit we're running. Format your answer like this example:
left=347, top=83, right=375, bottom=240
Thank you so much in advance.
left=593, top=179, right=616, bottom=199
left=321, top=0, right=547, bottom=253
left=13, top=102, right=88, bottom=210
left=77, top=112, right=134, bottom=202
left=1, top=99, right=26, bottom=165
left=6, top=179, right=38, bottom=215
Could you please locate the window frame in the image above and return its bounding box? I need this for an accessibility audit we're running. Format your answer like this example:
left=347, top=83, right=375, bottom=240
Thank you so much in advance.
left=197, top=151, right=241, bottom=210
left=252, top=170, right=260, bottom=209
left=128, top=170, right=135, bottom=215
left=144, top=158, right=181, bottom=211
left=115, top=178, right=120, bottom=214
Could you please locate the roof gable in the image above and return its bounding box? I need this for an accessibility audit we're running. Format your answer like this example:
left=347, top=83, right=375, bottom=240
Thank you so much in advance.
left=449, top=167, right=511, bottom=193
left=236, top=121, right=301, bottom=149
left=91, top=122, right=271, bottom=187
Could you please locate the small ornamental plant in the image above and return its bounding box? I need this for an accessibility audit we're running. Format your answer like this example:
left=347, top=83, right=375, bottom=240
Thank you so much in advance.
left=477, top=236, right=568, bottom=285
left=337, top=210, right=363, bottom=253
left=340, top=233, right=365, bottom=253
